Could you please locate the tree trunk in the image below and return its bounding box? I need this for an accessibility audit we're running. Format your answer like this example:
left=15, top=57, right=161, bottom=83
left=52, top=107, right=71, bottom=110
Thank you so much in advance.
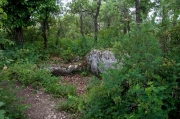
left=56, top=19, right=61, bottom=46
left=93, top=0, right=101, bottom=44
left=123, top=5, right=129, bottom=34
left=162, top=6, right=167, bottom=25
left=127, top=20, right=130, bottom=33
left=135, top=0, right=141, bottom=24
left=42, top=10, right=49, bottom=49
left=14, top=27, right=24, bottom=44
left=93, top=15, right=98, bottom=44
left=172, top=11, right=178, bottom=26
left=79, top=10, right=87, bottom=46
left=107, top=20, right=110, bottom=28
left=50, top=61, right=87, bottom=76
left=161, top=6, right=168, bottom=53
left=56, top=29, right=60, bottom=46
left=79, top=10, right=84, bottom=38
left=42, top=20, right=48, bottom=48
left=172, top=0, right=180, bottom=26
left=0, top=44, right=5, bottom=50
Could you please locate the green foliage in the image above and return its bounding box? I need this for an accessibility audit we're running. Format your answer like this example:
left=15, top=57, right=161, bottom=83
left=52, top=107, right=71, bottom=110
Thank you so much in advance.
left=0, top=50, right=14, bottom=69
left=167, top=23, right=180, bottom=58
left=79, top=24, right=180, bottom=119
left=58, top=95, right=80, bottom=113
left=80, top=71, right=88, bottom=76
left=97, top=28, right=118, bottom=48
left=0, top=102, right=6, bottom=119
left=0, top=0, right=7, bottom=26
left=0, top=80, right=26, bottom=119
left=14, top=47, right=48, bottom=63
left=58, top=38, right=92, bottom=62
left=2, top=63, right=76, bottom=97
left=2, top=42, right=49, bottom=64
left=46, top=82, right=76, bottom=98
left=2, top=0, right=57, bottom=28
left=61, top=47, right=75, bottom=63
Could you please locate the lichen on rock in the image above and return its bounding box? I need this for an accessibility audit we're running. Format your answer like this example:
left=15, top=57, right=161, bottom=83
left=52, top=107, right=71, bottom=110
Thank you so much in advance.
left=86, top=49, right=118, bottom=74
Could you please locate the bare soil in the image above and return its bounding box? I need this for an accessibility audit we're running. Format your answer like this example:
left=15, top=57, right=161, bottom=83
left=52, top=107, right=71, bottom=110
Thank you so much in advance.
left=17, top=85, right=71, bottom=119
left=61, top=74, right=91, bottom=95
left=16, top=74, right=90, bottom=119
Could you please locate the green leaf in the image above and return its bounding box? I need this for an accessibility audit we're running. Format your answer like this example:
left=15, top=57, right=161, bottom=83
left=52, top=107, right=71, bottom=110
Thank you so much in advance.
left=0, top=110, right=5, bottom=119
left=0, top=102, right=5, bottom=107
left=0, top=8, right=4, bottom=13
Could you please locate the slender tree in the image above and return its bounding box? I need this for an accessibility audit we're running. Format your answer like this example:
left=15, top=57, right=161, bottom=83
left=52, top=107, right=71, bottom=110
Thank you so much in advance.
left=70, top=0, right=102, bottom=44
left=2, top=0, right=38, bottom=43
left=92, top=0, right=101, bottom=44
left=135, top=0, right=141, bottom=24
left=70, top=0, right=86, bottom=38
left=2, top=0, right=59, bottom=47
left=37, top=0, right=59, bottom=48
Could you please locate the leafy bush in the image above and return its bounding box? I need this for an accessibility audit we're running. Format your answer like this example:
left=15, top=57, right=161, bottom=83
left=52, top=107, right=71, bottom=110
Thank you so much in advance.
left=4, top=63, right=76, bottom=97
left=0, top=30, right=14, bottom=49
left=45, top=82, right=76, bottom=98
left=0, top=50, right=14, bottom=69
left=0, top=102, right=7, bottom=119
left=57, top=38, right=92, bottom=62
left=0, top=80, right=26, bottom=119
left=61, top=47, right=75, bottom=63
left=97, top=28, right=118, bottom=48
left=79, top=24, right=180, bottom=119
left=58, top=95, right=80, bottom=113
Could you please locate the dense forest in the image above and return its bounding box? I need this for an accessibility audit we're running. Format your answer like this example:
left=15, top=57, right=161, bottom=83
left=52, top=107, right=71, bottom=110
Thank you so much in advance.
left=0, top=0, right=180, bottom=118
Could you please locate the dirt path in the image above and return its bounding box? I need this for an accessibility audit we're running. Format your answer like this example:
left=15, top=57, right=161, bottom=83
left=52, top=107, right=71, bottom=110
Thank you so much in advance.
left=61, top=74, right=90, bottom=95
left=16, top=74, right=91, bottom=119
left=17, top=85, right=71, bottom=119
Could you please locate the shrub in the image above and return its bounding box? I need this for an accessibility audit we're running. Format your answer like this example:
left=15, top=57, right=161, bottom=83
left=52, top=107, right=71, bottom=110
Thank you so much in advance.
left=45, top=82, right=76, bottom=98
left=58, top=95, right=80, bottom=113
left=79, top=24, right=180, bottom=119
left=80, top=57, right=179, bottom=119
left=0, top=80, right=26, bottom=119
left=0, top=102, right=7, bottom=119
left=0, top=50, right=14, bottom=69
left=4, top=63, right=76, bottom=97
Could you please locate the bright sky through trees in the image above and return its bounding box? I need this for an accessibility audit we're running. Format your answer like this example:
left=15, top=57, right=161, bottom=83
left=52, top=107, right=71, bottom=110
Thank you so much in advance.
left=62, top=0, right=72, bottom=4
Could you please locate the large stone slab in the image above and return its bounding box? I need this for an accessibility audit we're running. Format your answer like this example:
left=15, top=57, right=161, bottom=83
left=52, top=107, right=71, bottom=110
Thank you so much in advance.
left=86, top=49, right=118, bottom=74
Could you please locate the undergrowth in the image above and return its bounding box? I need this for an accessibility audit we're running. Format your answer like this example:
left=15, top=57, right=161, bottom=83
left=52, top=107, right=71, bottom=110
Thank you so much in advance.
left=1, top=63, right=76, bottom=98
left=0, top=80, right=27, bottom=119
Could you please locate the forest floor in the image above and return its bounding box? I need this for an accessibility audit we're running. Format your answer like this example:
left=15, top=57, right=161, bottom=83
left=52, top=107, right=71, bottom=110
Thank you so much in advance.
left=16, top=74, right=90, bottom=119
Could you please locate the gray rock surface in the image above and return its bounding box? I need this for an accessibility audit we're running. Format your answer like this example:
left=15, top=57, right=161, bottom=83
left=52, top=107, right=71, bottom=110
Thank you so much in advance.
left=50, top=65, right=78, bottom=76
left=86, top=49, right=117, bottom=74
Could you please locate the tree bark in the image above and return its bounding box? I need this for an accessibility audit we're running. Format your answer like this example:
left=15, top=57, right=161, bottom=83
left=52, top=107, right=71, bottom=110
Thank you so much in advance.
left=42, top=9, right=49, bottom=49
left=93, top=0, right=101, bottom=44
left=121, top=4, right=130, bottom=34
left=135, top=0, right=141, bottom=24
left=127, top=20, right=130, bottom=33
left=14, top=27, right=24, bottom=44
left=0, top=44, right=5, bottom=50
left=56, top=29, right=60, bottom=46
left=79, top=10, right=87, bottom=46
left=161, top=6, right=168, bottom=53
left=93, top=15, right=98, bottom=44
left=107, top=20, right=110, bottom=28
left=135, top=0, right=141, bottom=32
left=79, top=10, right=85, bottom=38
left=42, top=20, right=48, bottom=48
left=56, top=19, right=61, bottom=46
left=50, top=61, right=87, bottom=76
